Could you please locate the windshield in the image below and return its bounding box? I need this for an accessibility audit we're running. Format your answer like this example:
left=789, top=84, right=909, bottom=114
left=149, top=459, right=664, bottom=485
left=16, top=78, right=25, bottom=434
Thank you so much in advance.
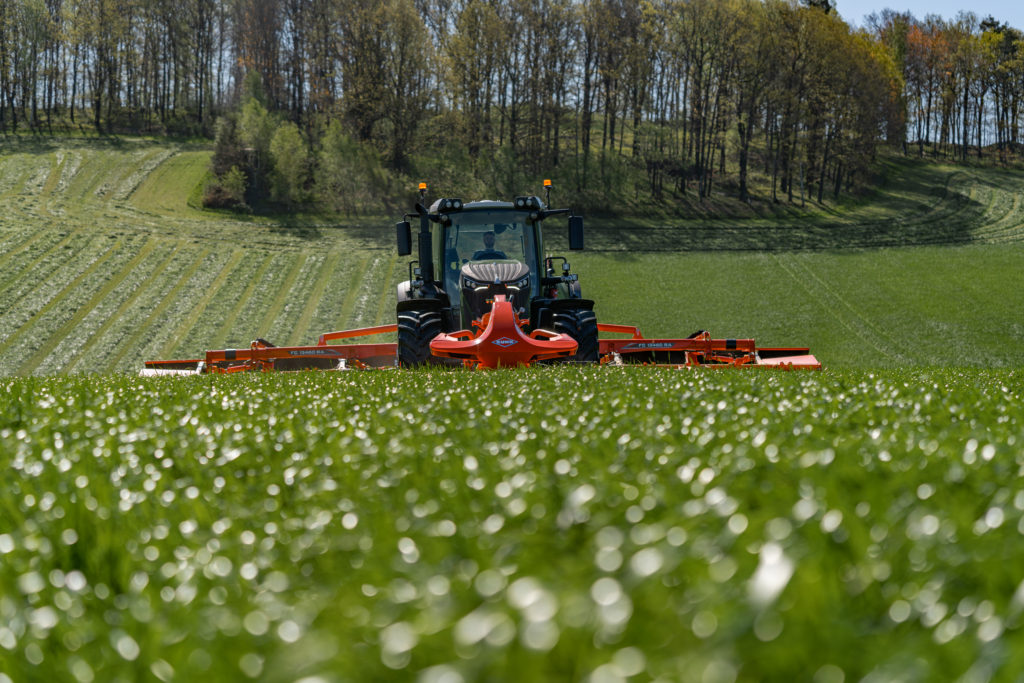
left=442, top=211, right=539, bottom=296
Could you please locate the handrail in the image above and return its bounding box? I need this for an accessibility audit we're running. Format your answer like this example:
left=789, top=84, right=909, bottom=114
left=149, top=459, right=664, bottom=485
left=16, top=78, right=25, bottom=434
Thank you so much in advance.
left=318, top=324, right=399, bottom=346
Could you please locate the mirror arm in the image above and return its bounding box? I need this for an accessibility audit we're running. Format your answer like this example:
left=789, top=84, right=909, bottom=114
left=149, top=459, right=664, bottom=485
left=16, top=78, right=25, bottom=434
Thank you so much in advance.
left=538, top=208, right=570, bottom=220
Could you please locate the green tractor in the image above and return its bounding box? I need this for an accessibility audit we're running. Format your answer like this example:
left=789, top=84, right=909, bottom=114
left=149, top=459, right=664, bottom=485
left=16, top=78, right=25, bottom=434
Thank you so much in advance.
left=394, top=184, right=597, bottom=367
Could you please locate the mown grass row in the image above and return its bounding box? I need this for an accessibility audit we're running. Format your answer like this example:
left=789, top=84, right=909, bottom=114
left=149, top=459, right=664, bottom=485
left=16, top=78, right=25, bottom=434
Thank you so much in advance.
left=0, top=142, right=402, bottom=375
left=1, top=368, right=1023, bottom=682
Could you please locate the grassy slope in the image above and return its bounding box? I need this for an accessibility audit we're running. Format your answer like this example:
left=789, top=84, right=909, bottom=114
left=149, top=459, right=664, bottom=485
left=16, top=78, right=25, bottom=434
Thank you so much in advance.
left=0, top=137, right=1022, bottom=374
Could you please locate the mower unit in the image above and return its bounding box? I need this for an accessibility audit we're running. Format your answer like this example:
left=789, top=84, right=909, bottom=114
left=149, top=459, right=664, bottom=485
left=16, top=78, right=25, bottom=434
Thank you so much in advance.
left=142, top=183, right=820, bottom=374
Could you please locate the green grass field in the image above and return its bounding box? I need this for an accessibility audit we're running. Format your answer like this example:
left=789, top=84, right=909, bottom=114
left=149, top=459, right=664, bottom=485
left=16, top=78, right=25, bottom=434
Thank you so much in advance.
left=1, top=369, right=1023, bottom=682
left=0, top=137, right=1022, bottom=373
left=1, top=137, right=1024, bottom=681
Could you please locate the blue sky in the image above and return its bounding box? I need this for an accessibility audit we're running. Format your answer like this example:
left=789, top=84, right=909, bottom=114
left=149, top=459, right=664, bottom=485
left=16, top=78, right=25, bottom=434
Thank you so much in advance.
left=834, top=0, right=1024, bottom=30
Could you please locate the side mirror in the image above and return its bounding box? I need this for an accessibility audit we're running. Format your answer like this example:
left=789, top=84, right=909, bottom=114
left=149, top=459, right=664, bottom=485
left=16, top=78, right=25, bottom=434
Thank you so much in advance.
left=568, top=215, right=584, bottom=250
left=396, top=221, right=412, bottom=256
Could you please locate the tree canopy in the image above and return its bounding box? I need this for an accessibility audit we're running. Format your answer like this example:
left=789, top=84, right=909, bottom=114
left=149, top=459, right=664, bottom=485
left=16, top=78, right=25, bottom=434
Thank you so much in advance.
left=2, top=0, right=1020, bottom=209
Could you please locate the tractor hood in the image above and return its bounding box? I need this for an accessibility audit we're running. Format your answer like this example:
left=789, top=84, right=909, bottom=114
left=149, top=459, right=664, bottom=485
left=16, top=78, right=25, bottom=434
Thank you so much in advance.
left=460, top=261, right=531, bottom=325
left=461, top=261, right=530, bottom=286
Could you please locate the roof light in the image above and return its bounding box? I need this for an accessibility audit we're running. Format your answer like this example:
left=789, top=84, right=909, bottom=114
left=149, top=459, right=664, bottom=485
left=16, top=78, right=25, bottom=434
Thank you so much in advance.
left=437, top=198, right=463, bottom=213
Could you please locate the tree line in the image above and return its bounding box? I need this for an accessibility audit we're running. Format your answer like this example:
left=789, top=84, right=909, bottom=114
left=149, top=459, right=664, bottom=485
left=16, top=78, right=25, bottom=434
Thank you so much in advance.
left=1, top=0, right=1021, bottom=211
left=869, top=9, right=1024, bottom=162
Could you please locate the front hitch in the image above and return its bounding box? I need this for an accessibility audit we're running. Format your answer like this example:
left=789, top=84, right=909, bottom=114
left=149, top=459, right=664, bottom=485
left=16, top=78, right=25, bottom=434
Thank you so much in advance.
left=430, top=295, right=577, bottom=368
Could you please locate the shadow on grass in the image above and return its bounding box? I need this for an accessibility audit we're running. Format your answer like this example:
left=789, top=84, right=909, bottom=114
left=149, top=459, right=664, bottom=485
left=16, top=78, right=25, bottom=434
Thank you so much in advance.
left=260, top=213, right=398, bottom=249
left=0, top=133, right=179, bottom=154
left=570, top=183, right=989, bottom=252
left=6, top=136, right=1019, bottom=252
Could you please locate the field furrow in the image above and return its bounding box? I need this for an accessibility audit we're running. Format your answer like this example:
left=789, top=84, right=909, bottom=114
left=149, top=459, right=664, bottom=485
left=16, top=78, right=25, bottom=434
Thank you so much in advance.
left=91, top=149, right=151, bottom=202
left=302, top=251, right=368, bottom=338
left=256, top=251, right=310, bottom=341
left=40, top=150, right=66, bottom=196
left=775, top=254, right=911, bottom=363
left=332, top=254, right=373, bottom=329
left=128, top=250, right=236, bottom=371
left=2, top=139, right=1024, bottom=375
left=103, top=245, right=213, bottom=371
left=53, top=149, right=83, bottom=196
left=64, top=149, right=126, bottom=203
left=0, top=235, right=117, bottom=343
left=0, top=228, right=50, bottom=277
left=370, top=252, right=400, bottom=326
left=213, top=251, right=297, bottom=347
left=0, top=155, right=28, bottom=196
left=63, top=244, right=185, bottom=374
left=348, top=255, right=389, bottom=329
left=18, top=152, right=53, bottom=197
left=265, top=250, right=327, bottom=344
left=111, top=148, right=176, bottom=202
left=0, top=231, right=105, bottom=314
left=0, top=229, right=97, bottom=303
left=770, top=253, right=902, bottom=362
left=970, top=190, right=1024, bottom=242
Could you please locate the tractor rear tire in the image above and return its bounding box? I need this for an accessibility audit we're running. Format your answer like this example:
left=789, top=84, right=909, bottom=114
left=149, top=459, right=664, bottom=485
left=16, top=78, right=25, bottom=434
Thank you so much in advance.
left=552, top=308, right=599, bottom=363
left=397, top=310, right=444, bottom=368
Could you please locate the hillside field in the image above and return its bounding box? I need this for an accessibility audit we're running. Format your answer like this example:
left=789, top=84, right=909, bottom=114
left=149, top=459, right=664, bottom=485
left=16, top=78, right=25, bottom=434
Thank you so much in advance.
left=0, top=138, right=1023, bottom=682
left=0, top=137, right=1022, bottom=373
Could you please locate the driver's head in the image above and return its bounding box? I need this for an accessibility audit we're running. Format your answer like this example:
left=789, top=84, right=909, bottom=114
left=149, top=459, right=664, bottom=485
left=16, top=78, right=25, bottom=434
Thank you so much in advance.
left=483, top=231, right=495, bottom=248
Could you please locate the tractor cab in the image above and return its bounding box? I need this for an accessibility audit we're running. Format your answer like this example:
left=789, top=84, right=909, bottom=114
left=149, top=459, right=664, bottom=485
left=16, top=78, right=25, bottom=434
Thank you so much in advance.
left=439, top=203, right=540, bottom=328
left=394, top=187, right=595, bottom=366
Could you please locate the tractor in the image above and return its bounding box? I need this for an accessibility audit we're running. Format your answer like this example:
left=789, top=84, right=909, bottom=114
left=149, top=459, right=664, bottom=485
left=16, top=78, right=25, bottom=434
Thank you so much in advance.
left=393, top=182, right=596, bottom=367
left=141, top=183, right=820, bottom=374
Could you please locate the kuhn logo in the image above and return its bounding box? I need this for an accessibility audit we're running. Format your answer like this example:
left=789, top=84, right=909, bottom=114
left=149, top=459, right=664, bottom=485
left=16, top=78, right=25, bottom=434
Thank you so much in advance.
left=492, top=337, right=518, bottom=347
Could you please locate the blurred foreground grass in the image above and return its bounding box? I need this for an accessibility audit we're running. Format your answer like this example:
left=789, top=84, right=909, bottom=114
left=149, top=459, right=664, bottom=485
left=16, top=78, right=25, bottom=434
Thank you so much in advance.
left=1, top=368, right=1023, bottom=682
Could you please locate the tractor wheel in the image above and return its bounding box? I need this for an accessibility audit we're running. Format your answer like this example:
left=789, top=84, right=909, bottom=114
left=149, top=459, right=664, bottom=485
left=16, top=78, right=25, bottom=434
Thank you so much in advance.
left=397, top=310, right=443, bottom=368
left=552, top=308, right=599, bottom=363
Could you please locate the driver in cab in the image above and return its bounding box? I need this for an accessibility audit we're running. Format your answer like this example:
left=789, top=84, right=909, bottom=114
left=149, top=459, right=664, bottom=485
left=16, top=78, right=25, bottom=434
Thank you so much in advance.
left=472, top=231, right=507, bottom=260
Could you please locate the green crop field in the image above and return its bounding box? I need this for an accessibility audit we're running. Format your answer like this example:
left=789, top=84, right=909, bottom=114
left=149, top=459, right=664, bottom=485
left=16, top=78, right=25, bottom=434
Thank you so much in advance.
left=1, top=137, right=1024, bottom=681
left=2, top=369, right=1023, bottom=682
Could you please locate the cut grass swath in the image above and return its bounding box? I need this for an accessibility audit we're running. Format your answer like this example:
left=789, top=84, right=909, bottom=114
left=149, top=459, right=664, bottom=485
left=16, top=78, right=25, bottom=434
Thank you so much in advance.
left=154, top=248, right=247, bottom=361
left=63, top=245, right=186, bottom=375
left=20, top=238, right=160, bottom=375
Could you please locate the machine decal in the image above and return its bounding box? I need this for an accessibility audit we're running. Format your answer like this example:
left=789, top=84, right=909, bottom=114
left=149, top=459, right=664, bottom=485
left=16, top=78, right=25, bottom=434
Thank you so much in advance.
left=288, top=349, right=341, bottom=356
left=621, top=342, right=676, bottom=350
